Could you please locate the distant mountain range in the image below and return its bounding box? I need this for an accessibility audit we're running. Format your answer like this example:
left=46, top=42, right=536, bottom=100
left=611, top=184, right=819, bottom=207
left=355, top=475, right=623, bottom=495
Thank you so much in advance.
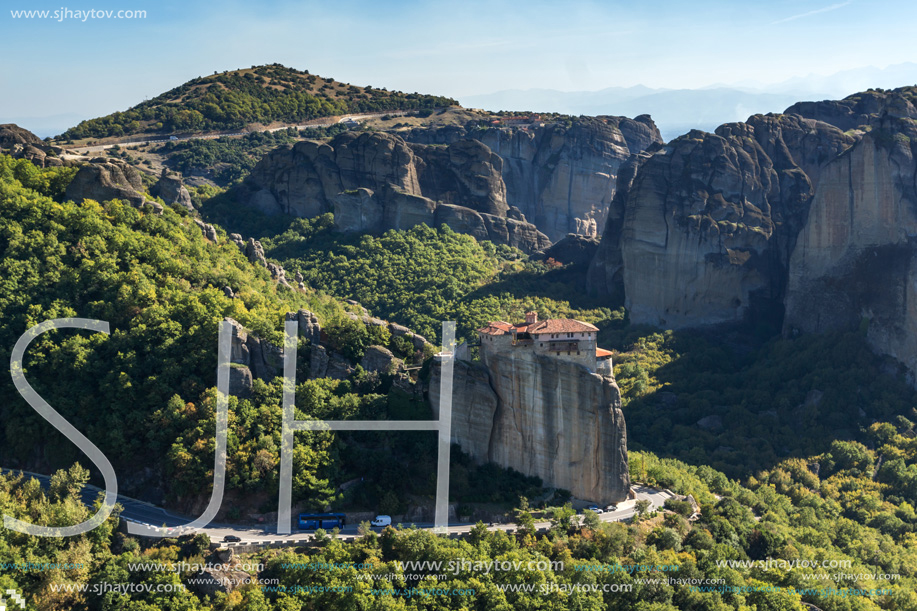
left=461, top=62, right=917, bottom=142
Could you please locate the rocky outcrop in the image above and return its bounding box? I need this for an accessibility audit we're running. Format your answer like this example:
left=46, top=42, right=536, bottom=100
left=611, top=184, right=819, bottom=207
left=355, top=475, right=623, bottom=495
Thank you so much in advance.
left=360, top=345, right=401, bottom=374
left=0, top=123, right=43, bottom=147
left=0, top=124, right=66, bottom=168
left=194, top=218, right=218, bottom=242
left=245, top=238, right=267, bottom=267
left=65, top=159, right=147, bottom=208
left=535, top=234, right=601, bottom=266
left=588, top=113, right=855, bottom=327
left=431, top=351, right=629, bottom=504
left=151, top=169, right=193, bottom=211
left=224, top=317, right=282, bottom=391
left=238, top=131, right=549, bottom=252
left=1, top=126, right=53, bottom=167
left=407, top=115, right=663, bottom=241
left=784, top=89, right=893, bottom=133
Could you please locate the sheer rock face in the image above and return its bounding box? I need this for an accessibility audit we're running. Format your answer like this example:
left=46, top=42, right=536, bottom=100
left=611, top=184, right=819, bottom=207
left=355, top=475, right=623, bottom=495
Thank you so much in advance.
left=784, top=110, right=917, bottom=378
left=65, top=159, right=147, bottom=207
left=408, top=115, right=663, bottom=241
left=588, top=113, right=855, bottom=328
left=431, top=353, right=630, bottom=504
left=586, top=86, right=917, bottom=384
left=241, top=131, right=548, bottom=252
left=411, top=138, right=508, bottom=216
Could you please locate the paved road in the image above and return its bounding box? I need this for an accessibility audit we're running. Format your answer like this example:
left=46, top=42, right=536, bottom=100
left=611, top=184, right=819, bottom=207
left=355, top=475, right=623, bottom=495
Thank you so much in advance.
left=60, top=111, right=412, bottom=154
left=1, top=468, right=674, bottom=545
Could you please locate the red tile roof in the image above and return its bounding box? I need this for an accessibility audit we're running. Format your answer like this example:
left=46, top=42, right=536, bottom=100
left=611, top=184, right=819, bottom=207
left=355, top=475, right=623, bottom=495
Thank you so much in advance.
left=596, top=348, right=613, bottom=358
left=477, top=321, right=514, bottom=335
left=524, top=319, right=599, bottom=334
left=478, top=318, right=598, bottom=335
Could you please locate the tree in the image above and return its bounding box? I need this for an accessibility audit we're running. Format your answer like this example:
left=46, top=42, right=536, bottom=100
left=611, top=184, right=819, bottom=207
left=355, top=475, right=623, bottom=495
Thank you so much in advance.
left=635, top=499, right=652, bottom=518
left=582, top=508, right=601, bottom=531
left=550, top=503, right=576, bottom=533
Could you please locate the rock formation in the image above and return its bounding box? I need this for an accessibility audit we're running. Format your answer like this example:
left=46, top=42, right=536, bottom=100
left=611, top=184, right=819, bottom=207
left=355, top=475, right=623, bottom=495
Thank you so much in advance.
left=407, top=115, right=663, bottom=241
left=783, top=90, right=917, bottom=379
left=585, top=86, right=917, bottom=384
left=225, top=317, right=283, bottom=395
left=237, top=131, right=550, bottom=252
left=588, top=112, right=855, bottom=328
left=0, top=123, right=43, bottom=147
left=193, top=218, right=218, bottom=242
left=65, top=159, right=148, bottom=208
left=430, top=351, right=629, bottom=504
left=360, top=345, right=401, bottom=375
left=535, top=234, right=601, bottom=267
left=0, top=124, right=66, bottom=168
left=151, top=169, right=194, bottom=211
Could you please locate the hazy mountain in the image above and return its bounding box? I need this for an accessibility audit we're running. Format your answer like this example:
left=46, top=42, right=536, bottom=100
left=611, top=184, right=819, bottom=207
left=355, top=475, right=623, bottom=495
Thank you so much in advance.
left=461, top=63, right=917, bottom=142
left=461, top=86, right=829, bottom=142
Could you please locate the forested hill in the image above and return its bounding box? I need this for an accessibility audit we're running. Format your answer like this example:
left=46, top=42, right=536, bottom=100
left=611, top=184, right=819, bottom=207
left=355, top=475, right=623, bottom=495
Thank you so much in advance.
left=59, top=64, right=457, bottom=140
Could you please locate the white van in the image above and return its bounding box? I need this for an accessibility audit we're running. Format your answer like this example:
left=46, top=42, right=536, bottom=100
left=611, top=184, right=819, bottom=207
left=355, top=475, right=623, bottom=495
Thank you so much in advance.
left=371, top=515, right=392, bottom=527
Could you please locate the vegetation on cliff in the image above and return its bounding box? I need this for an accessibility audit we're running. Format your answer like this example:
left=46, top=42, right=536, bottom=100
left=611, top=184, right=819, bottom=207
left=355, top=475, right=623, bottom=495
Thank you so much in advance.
left=258, top=213, right=617, bottom=343
left=153, top=129, right=301, bottom=185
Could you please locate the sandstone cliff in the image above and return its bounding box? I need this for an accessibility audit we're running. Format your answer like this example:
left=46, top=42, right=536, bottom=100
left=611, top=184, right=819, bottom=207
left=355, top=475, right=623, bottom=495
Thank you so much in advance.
left=586, top=86, right=917, bottom=382
left=784, top=90, right=917, bottom=377
left=430, top=352, right=630, bottom=504
left=408, top=115, right=663, bottom=241
left=238, top=131, right=549, bottom=252
left=588, top=112, right=855, bottom=327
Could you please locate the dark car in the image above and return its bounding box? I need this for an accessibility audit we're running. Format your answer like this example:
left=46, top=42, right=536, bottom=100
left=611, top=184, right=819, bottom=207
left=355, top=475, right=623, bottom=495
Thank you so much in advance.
left=223, top=535, right=241, bottom=542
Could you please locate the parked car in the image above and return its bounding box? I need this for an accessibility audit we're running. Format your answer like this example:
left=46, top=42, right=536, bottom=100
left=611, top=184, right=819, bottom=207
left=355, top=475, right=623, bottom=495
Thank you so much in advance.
left=605, top=504, right=618, bottom=512
left=222, top=535, right=241, bottom=542
left=371, top=515, right=392, bottom=527
left=586, top=504, right=603, bottom=514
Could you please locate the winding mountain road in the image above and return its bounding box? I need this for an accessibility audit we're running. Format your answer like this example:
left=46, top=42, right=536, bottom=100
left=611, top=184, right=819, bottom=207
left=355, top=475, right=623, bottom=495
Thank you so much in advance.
left=1, top=468, right=673, bottom=545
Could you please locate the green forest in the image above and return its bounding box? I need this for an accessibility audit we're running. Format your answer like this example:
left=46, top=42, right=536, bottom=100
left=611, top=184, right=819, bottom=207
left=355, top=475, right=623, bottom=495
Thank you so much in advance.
left=153, top=131, right=301, bottom=186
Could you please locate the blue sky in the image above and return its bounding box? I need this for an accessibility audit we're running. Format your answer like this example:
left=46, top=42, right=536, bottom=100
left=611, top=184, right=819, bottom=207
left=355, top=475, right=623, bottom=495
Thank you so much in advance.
left=2, top=0, right=916, bottom=131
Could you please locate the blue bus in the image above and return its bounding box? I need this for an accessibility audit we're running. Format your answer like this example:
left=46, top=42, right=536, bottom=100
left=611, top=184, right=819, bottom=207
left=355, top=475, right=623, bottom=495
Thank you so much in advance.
left=298, top=513, right=346, bottom=530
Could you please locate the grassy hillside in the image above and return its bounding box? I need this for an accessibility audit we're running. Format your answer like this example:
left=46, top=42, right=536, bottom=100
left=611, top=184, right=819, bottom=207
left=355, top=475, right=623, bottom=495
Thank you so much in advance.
left=59, top=64, right=457, bottom=140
